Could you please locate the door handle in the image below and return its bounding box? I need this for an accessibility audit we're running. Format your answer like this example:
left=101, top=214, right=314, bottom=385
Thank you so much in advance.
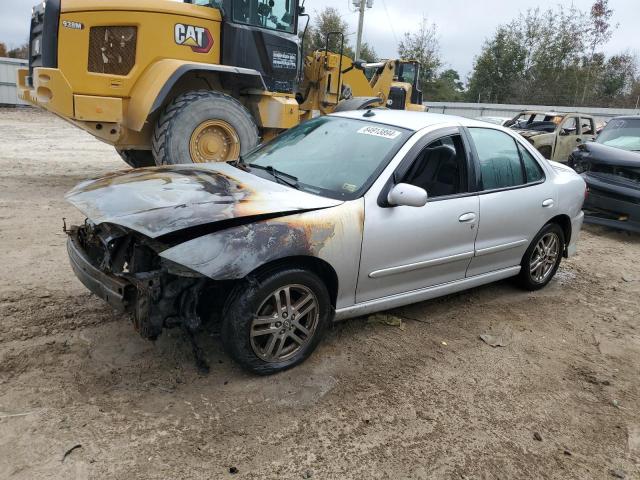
left=542, top=199, right=554, bottom=208
left=458, top=212, right=477, bottom=223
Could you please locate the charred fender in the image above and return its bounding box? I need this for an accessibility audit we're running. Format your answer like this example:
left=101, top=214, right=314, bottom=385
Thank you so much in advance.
left=160, top=200, right=365, bottom=309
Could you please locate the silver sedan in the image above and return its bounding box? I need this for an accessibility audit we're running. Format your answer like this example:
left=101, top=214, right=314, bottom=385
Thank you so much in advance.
left=65, top=110, right=586, bottom=374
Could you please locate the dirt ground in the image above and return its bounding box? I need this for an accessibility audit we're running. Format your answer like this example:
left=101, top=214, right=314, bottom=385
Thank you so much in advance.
left=0, top=107, right=639, bottom=480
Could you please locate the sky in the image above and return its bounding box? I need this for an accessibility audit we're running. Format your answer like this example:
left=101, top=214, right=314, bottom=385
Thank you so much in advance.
left=1, top=0, right=637, bottom=81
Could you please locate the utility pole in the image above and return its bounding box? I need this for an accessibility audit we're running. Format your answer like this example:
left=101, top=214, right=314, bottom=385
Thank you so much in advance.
left=354, top=0, right=372, bottom=60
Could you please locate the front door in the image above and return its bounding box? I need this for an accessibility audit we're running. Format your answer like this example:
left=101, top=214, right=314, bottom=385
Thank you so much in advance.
left=356, top=128, right=479, bottom=303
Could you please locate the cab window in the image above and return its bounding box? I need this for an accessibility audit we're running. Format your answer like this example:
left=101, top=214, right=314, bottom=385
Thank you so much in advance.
left=469, top=128, right=525, bottom=190
left=560, top=117, right=577, bottom=135
left=232, top=0, right=296, bottom=33
left=580, top=118, right=595, bottom=135
left=402, top=135, right=468, bottom=198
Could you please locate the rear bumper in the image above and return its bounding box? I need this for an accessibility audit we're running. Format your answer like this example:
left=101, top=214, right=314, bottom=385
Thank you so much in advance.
left=582, top=173, right=640, bottom=233
left=18, top=67, right=123, bottom=123
left=67, top=231, right=133, bottom=311
left=567, top=210, right=584, bottom=257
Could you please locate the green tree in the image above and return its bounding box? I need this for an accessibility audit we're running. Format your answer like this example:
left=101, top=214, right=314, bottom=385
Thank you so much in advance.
left=303, top=7, right=354, bottom=58
left=466, top=25, right=526, bottom=103
left=8, top=43, right=28, bottom=59
left=429, top=69, right=465, bottom=101
left=398, top=16, right=441, bottom=92
left=358, top=42, right=378, bottom=63
left=580, top=0, right=616, bottom=102
left=465, top=1, right=638, bottom=107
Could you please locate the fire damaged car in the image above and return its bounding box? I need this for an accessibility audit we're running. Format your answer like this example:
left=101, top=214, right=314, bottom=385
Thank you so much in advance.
left=569, top=116, right=640, bottom=233
left=66, top=110, right=586, bottom=374
left=507, top=111, right=597, bottom=162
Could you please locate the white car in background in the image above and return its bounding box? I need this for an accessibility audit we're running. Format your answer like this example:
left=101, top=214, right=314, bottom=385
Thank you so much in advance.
left=474, top=116, right=512, bottom=126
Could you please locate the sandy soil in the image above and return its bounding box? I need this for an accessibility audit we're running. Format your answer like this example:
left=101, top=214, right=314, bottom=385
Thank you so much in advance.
left=0, top=107, right=639, bottom=480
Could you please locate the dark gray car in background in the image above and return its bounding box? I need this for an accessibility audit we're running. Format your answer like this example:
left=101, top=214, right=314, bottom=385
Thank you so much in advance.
left=569, top=116, right=640, bottom=233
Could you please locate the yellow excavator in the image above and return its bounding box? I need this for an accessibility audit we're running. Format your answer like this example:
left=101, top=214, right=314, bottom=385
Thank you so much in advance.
left=18, top=0, right=425, bottom=167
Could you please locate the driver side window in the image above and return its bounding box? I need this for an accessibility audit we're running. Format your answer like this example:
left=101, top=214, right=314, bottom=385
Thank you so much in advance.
left=401, top=135, right=468, bottom=198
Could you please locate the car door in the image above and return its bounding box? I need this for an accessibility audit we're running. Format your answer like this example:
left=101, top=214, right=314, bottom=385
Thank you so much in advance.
left=580, top=117, right=596, bottom=143
left=465, top=127, right=557, bottom=278
left=553, top=115, right=581, bottom=161
left=356, top=127, right=479, bottom=303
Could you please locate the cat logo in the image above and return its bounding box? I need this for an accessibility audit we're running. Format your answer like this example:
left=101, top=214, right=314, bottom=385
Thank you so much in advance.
left=174, top=23, right=213, bottom=53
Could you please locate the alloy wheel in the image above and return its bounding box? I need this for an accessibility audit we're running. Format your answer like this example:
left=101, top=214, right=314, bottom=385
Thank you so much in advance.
left=250, top=284, right=319, bottom=363
left=529, top=232, right=560, bottom=284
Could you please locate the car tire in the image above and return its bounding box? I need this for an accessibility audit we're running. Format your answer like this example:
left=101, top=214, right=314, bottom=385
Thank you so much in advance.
left=151, top=90, right=259, bottom=166
left=221, top=268, right=331, bottom=375
left=116, top=149, right=156, bottom=168
left=517, top=223, right=565, bottom=291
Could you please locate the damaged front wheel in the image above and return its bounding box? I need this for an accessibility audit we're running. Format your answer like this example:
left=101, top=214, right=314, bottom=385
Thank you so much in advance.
left=221, top=268, right=331, bottom=375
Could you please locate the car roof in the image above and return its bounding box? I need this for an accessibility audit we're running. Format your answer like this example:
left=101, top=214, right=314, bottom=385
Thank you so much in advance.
left=330, top=109, right=492, bottom=131
left=519, top=110, right=590, bottom=117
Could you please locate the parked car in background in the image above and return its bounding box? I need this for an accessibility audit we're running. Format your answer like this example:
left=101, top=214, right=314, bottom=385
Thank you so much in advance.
left=569, top=116, right=640, bottom=233
left=65, top=110, right=586, bottom=374
left=474, top=116, right=512, bottom=126
left=507, top=111, right=597, bottom=162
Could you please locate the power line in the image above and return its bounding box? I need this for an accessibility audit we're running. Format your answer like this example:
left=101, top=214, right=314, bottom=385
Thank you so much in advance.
left=381, top=0, right=398, bottom=47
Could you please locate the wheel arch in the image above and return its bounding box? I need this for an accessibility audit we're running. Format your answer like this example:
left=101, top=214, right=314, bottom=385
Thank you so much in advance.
left=333, top=96, right=383, bottom=112
left=125, top=59, right=266, bottom=132
left=246, top=256, right=340, bottom=308
left=547, top=214, right=572, bottom=257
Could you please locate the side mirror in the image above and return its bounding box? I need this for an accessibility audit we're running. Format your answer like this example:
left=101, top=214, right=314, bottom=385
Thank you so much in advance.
left=387, top=183, right=428, bottom=207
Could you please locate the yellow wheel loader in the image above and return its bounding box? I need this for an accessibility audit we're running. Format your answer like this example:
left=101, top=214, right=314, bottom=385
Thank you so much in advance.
left=18, top=0, right=426, bottom=167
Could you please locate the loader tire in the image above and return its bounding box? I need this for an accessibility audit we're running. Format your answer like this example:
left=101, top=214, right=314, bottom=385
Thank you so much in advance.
left=116, top=149, right=156, bottom=169
left=152, top=90, right=259, bottom=165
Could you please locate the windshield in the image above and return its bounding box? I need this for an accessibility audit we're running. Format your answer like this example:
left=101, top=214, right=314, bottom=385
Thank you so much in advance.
left=242, top=116, right=411, bottom=199
left=232, top=0, right=295, bottom=33
left=597, top=118, right=640, bottom=152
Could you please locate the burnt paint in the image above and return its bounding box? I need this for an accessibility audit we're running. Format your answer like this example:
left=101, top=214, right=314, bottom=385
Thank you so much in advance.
left=159, top=199, right=365, bottom=309
left=65, top=163, right=342, bottom=239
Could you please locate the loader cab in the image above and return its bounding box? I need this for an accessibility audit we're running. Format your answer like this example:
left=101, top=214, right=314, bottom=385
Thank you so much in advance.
left=397, top=61, right=422, bottom=105
left=388, top=61, right=423, bottom=110
left=188, top=0, right=301, bottom=93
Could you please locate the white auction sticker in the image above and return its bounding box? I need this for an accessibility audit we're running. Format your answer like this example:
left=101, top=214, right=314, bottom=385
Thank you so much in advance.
left=357, top=126, right=401, bottom=139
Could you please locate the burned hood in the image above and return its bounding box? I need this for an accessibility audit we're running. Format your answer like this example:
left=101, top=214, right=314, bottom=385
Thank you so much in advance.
left=65, top=163, right=343, bottom=238
left=576, top=142, right=640, bottom=167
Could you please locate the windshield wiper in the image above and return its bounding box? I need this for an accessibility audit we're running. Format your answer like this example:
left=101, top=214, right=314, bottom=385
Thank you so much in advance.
left=250, top=164, right=301, bottom=190
left=229, top=155, right=250, bottom=171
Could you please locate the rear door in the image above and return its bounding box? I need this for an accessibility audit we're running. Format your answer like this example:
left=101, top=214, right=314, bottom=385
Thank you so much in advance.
left=554, top=115, right=581, bottom=161
left=356, top=127, right=479, bottom=303
left=465, top=127, right=557, bottom=277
